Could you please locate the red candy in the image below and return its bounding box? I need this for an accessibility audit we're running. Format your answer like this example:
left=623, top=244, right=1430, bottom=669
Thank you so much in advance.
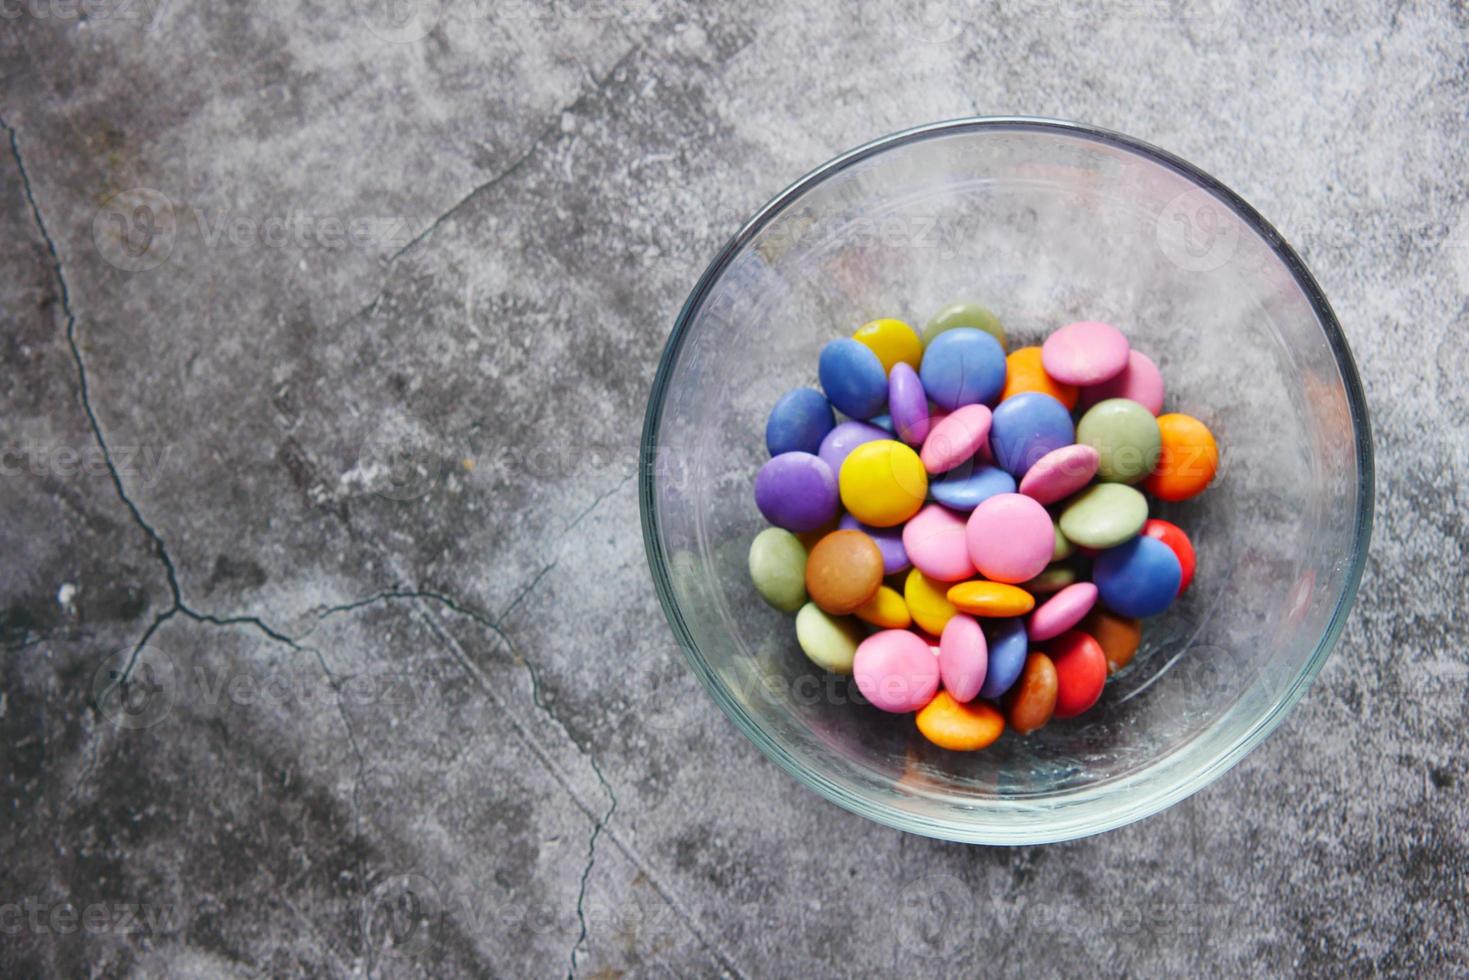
left=1141, top=518, right=1196, bottom=594
left=1047, top=631, right=1108, bottom=719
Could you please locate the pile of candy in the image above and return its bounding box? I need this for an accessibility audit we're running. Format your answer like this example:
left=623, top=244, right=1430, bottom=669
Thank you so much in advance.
left=748, top=307, right=1218, bottom=751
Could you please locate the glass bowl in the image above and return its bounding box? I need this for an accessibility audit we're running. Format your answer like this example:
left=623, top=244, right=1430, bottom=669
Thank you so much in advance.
left=639, top=118, right=1373, bottom=845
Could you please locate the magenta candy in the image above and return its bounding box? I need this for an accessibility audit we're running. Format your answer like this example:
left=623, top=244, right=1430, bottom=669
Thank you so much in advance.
left=901, top=504, right=976, bottom=582
left=1028, top=582, right=1099, bottom=641
left=1018, top=444, right=1101, bottom=505
left=839, top=514, right=910, bottom=575
left=888, top=363, right=934, bottom=446
left=920, top=404, right=993, bottom=474
left=817, top=420, right=889, bottom=475
left=854, top=629, right=941, bottom=713
left=965, top=492, right=1054, bottom=584
left=1078, top=350, right=1165, bottom=415
left=753, top=452, right=838, bottom=532
left=938, top=613, right=987, bottom=703
left=1042, top=321, right=1130, bottom=385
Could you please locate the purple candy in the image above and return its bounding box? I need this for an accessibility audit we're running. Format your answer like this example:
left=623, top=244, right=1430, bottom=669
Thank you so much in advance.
left=755, top=452, right=838, bottom=532
left=817, top=420, right=889, bottom=476
left=839, top=513, right=910, bottom=575
left=888, top=363, right=932, bottom=446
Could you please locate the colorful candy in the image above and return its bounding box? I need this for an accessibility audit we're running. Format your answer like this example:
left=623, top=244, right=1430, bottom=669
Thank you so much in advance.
left=749, top=311, right=1219, bottom=751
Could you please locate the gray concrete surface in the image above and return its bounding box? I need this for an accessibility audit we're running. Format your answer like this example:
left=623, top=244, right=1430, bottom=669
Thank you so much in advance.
left=1, top=1, right=1466, bottom=976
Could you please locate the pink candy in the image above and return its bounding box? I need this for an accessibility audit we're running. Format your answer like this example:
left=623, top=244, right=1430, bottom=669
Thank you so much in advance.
left=1018, top=444, right=1100, bottom=504
left=1077, top=350, right=1165, bottom=415
left=920, top=404, right=992, bottom=474
left=1042, top=321, right=1130, bottom=385
left=965, top=493, right=1053, bottom=584
left=902, top=504, right=976, bottom=582
left=1028, top=582, right=1100, bottom=641
left=854, top=630, right=941, bottom=713
left=938, top=614, right=987, bottom=702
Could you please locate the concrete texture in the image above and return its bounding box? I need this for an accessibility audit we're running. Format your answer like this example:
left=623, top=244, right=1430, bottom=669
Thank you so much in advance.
left=0, top=1, right=1465, bottom=976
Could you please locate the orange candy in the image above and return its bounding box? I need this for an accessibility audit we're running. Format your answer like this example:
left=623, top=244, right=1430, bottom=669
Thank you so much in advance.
left=1004, top=652, right=1059, bottom=735
left=946, top=581, right=1036, bottom=617
left=1144, top=413, right=1218, bottom=501
left=1001, top=346, right=1079, bottom=409
left=805, top=530, right=883, bottom=615
left=1081, top=608, right=1142, bottom=675
left=915, top=691, right=1006, bottom=751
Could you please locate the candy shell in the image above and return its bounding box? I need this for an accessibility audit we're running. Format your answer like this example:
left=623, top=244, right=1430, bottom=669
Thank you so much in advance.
left=818, top=420, right=889, bottom=475
left=1078, top=350, right=1164, bottom=415
left=919, top=328, right=1007, bottom=410
left=1142, top=518, right=1197, bottom=594
left=965, top=493, right=1054, bottom=584
left=1048, top=630, right=1108, bottom=718
left=1081, top=608, right=1143, bottom=674
left=855, top=584, right=912, bottom=629
left=938, top=613, right=987, bottom=702
left=871, top=414, right=894, bottom=432
left=818, top=338, right=888, bottom=419
left=1018, top=444, right=1100, bottom=505
left=794, top=603, right=863, bottom=674
left=1021, top=563, right=1079, bottom=594
left=922, top=302, right=1006, bottom=350
left=1057, top=483, right=1149, bottom=549
left=887, top=363, right=934, bottom=446
left=838, top=514, right=910, bottom=575
left=795, top=516, right=840, bottom=551
left=1027, top=582, right=1099, bottom=641
left=1052, top=524, right=1074, bottom=561
left=805, top=529, right=883, bottom=615
left=1001, top=346, right=1078, bottom=409
left=838, top=440, right=928, bottom=527
left=1144, top=413, right=1219, bottom=501
left=854, top=318, right=924, bottom=373
left=1003, top=652, right=1058, bottom=735
left=904, top=568, right=959, bottom=635
left=921, top=404, right=993, bottom=474
left=929, top=463, right=1016, bottom=512
left=978, top=617, right=1028, bottom=699
left=1041, top=320, right=1130, bottom=385
left=903, top=504, right=977, bottom=582
left=989, top=392, right=1075, bottom=478
left=916, top=692, right=1005, bottom=751
left=754, top=452, right=838, bottom=532
left=947, top=581, right=1036, bottom=617
left=854, top=629, right=941, bottom=713
left=1094, top=536, right=1182, bottom=618
left=765, top=387, right=835, bottom=457
left=1076, top=398, right=1162, bottom=484
left=747, top=528, right=808, bottom=612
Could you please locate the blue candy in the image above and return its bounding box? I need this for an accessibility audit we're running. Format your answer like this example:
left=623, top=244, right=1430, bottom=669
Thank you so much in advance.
left=818, top=339, right=888, bottom=419
left=989, top=392, right=1075, bottom=477
left=870, top=414, right=894, bottom=432
left=1094, top=536, right=1182, bottom=617
left=919, top=328, right=1006, bottom=411
left=765, top=387, right=835, bottom=456
left=979, top=617, right=1028, bottom=699
left=929, top=464, right=1016, bottom=511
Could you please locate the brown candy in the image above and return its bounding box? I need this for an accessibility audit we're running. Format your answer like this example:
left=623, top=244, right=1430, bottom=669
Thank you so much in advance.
left=1004, top=652, right=1059, bottom=735
left=1080, top=608, right=1142, bottom=675
left=804, top=529, right=883, bottom=615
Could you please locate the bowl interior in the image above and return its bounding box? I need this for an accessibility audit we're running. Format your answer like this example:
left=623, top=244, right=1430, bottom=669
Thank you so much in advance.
left=642, top=120, right=1371, bottom=843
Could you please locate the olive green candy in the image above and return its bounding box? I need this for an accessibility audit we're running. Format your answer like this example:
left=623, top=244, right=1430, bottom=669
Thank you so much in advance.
left=1052, top=523, right=1074, bottom=562
left=748, top=528, right=808, bottom=612
left=1021, top=563, right=1079, bottom=595
left=1076, top=398, right=1162, bottom=484
left=1058, top=483, right=1150, bottom=549
left=922, top=302, right=1006, bottom=351
left=794, top=603, right=864, bottom=674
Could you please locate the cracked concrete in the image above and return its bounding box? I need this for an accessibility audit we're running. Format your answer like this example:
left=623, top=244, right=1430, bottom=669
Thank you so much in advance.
left=2, top=1, right=1467, bottom=977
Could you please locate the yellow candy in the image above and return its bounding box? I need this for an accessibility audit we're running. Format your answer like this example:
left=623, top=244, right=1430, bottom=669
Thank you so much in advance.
left=852, top=318, right=923, bottom=374
left=946, top=581, right=1036, bottom=617
left=854, top=585, right=912, bottom=629
left=904, top=568, right=958, bottom=635
left=839, top=440, right=927, bottom=527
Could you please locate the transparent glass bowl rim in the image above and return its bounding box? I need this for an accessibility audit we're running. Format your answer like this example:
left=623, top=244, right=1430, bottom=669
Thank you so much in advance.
left=639, top=116, right=1375, bottom=844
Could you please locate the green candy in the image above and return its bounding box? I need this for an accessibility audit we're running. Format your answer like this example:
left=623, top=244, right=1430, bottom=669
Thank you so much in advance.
left=1052, top=523, right=1075, bottom=562
left=1058, top=483, right=1149, bottom=549
left=1021, top=563, right=1079, bottom=595
left=1076, top=398, right=1162, bottom=484
left=794, top=603, right=863, bottom=674
left=748, top=528, right=808, bottom=612
left=921, top=302, right=1006, bottom=351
